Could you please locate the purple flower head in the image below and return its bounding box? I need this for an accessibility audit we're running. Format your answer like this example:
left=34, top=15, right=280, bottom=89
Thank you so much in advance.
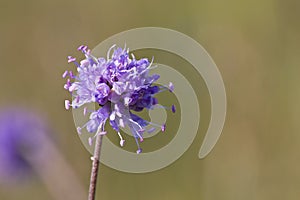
left=64, top=45, right=175, bottom=153
left=0, top=108, right=49, bottom=184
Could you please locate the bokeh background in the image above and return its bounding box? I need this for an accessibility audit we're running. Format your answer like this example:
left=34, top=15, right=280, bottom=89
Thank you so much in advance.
left=0, top=0, right=299, bottom=199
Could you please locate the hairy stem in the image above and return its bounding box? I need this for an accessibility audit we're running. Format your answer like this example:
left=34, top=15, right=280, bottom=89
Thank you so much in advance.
left=88, top=134, right=104, bottom=200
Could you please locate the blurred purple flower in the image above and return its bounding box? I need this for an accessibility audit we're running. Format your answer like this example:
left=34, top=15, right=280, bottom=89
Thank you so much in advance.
left=0, top=108, right=49, bottom=183
left=63, top=45, right=175, bottom=153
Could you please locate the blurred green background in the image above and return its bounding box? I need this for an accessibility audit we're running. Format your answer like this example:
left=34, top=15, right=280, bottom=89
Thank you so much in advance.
left=0, top=0, right=300, bottom=199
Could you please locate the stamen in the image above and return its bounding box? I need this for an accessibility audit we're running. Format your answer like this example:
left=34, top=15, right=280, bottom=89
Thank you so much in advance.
left=76, top=96, right=80, bottom=103
left=77, top=45, right=88, bottom=52
left=110, top=111, right=116, bottom=121
left=73, top=61, right=80, bottom=68
left=77, top=45, right=85, bottom=51
left=134, top=137, right=142, bottom=153
left=67, top=56, right=76, bottom=63
left=116, top=111, right=122, bottom=118
left=169, top=82, right=174, bottom=92
left=113, top=103, right=124, bottom=115
left=62, top=70, right=68, bottom=78
left=132, top=126, right=144, bottom=142
left=117, top=132, right=125, bottom=147
left=171, top=105, right=176, bottom=113
left=136, top=148, right=142, bottom=154
left=64, top=100, right=70, bottom=110
left=129, top=119, right=144, bottom=131
left=120, top=139, right=125, bottom=147
left=107, top=44, right=116, bottom=60
left=131, top=53, right=135, bottom=60
left=69, top=71, right=75, bottom=78
left=119, top=118, right=125, bottom=128
left=80, top=59, right=90, bottom=68
left=159, top=82, right=175, bottom=93
left=161, top=123, right=166, bottom=132
left=124, top=97, right=132, bottom=106
left=86, top=49, right=91, bottom=55
left=64, top=81, right=71, bottom=90
left=82, top=46, right=88, bottom=52
left=69, top=83, right=77, bottom=92
left=138, top=58, right=155, bottom=75
left=83, top=107, right=87, bottom=116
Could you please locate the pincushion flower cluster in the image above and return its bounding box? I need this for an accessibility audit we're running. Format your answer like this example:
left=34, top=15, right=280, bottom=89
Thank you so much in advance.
left=63, top=45, right=175, bottom=154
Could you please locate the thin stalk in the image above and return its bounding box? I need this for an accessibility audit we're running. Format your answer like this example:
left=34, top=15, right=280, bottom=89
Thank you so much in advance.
left=88, top=134, right=104, bottom=200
